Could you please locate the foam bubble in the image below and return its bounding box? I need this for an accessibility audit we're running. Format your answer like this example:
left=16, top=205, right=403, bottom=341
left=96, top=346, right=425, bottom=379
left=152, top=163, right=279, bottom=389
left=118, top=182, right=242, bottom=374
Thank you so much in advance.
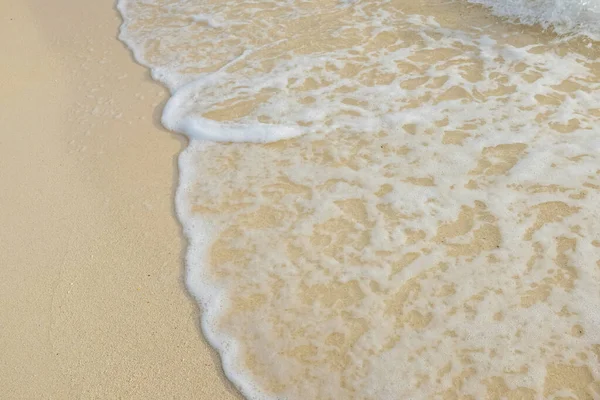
left=118, top=0, right=600, bottom=398
left=191, top=14, right=223, bottom=28
left=162, top=77, right=304, bottom=143
left=467, top=0, right=600, bottom=38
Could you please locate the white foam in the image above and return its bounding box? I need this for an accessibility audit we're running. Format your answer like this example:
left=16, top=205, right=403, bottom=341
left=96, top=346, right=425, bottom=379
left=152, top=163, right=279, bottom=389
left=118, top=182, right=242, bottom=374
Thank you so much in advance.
left=467, top=0, right=600, bottom=38
left=162, top=78, right=304, bottom=143
left=191, top=14, right=223, bottom=28
left=117, top=0, right=600, bottom=398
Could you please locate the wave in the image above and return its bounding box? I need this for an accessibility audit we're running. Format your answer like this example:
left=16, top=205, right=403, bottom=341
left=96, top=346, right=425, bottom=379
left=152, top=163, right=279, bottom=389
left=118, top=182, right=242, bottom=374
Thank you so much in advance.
left=117, top=0, right=600, bottom=397
left=467, top=0, right=600, bottom=38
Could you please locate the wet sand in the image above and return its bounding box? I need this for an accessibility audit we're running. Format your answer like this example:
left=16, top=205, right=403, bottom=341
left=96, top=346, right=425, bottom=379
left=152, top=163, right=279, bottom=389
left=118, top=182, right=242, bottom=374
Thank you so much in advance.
left=116, top=0, right=600, bottom=397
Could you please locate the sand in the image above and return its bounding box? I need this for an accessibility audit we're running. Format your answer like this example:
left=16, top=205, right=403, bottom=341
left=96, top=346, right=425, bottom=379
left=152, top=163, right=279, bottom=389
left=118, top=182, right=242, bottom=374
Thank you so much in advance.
left=0, top=0, right=240, bottom=398
left=3, top=0, right=600, bottom=398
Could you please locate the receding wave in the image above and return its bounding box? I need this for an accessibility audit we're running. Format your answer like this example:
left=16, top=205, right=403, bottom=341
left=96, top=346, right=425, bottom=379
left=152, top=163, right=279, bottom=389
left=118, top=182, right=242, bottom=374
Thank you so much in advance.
left=117, top=0, right=600, bottom=398
left=467, top=0, right=600, bottom=38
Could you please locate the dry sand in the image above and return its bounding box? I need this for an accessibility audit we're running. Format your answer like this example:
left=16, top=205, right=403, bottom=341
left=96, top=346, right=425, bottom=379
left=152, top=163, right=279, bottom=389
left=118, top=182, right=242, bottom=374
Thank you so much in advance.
left=0, top=0, right=240, bottom=398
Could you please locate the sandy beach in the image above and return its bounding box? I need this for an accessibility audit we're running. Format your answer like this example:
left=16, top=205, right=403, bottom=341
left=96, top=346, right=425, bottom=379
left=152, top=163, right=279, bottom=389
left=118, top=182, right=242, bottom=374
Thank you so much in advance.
left=3, top=0, right=600, bottom=398
left=0, top=0, right=239, bottom=398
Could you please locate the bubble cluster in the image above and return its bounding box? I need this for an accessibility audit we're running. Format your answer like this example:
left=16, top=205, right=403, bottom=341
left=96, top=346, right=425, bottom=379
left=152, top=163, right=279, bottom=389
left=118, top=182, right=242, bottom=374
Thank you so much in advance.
left=118, top=0, right=600, bottom=398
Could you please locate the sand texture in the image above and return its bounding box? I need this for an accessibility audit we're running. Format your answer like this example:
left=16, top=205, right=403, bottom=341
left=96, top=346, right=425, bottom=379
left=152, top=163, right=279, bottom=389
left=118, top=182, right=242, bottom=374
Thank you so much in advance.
left=0, top=0, right=240, bottom=398
left=2, top=0, right=600, bottom=398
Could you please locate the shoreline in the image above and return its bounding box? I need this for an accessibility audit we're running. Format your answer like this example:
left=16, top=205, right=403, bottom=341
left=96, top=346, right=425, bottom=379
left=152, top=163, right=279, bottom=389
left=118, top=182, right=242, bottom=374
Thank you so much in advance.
left=3, top=0, right=599, bottom=398
left=0, top=0, right=241, bottom=398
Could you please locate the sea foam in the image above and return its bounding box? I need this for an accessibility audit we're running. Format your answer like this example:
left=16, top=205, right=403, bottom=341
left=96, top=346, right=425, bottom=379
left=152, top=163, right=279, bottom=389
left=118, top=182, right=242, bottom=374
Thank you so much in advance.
left=117, top=0, right=600, bottom=398
left=467, top=0, right=600, bottom=39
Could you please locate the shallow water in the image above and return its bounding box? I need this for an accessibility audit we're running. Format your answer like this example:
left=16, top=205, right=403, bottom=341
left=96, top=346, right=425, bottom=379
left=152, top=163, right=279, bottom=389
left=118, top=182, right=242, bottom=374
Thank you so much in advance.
left=118, top=0, right=600, bottom=398
left=467, top=0, right=600, bottom=39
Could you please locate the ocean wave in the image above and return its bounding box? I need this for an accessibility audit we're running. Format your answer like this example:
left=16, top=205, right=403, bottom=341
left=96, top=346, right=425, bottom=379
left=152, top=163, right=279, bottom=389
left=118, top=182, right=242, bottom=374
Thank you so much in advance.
left=467, top=0, right=600, bottom=38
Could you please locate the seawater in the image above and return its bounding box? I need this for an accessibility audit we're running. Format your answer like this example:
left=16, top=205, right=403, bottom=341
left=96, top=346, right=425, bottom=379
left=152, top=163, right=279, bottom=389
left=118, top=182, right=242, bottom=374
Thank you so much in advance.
left=117, top=0, right=600, bottom=398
